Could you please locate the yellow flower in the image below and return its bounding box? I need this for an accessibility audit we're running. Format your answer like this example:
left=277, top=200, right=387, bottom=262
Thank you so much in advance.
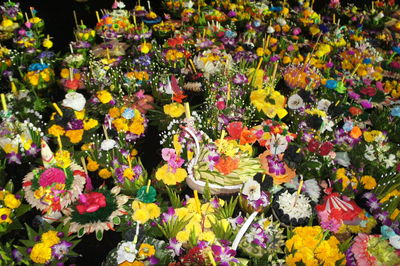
left=138, top=243, right=155, bottom=258
left=128, top=122, right=145, bottom=135
left=360, top=175, right=376, bottom=190
left=173, top=134, right=182, bottom=155
left=87, top=157, right=99, bottom=172
left=250, top=89, right=268, bottom=112
left=48, top=125, right=65, bottom=137
left=97, top=90, right=113, bottom=104
left=256, top=47, right=264, bottom=57
left=4, top=194, right=21, bottom=209
left=146, top=203, right=161, bottom=219
left=42, top=38, right=53, bottom=49
left=30, top=243, right=52, bottom=264
left=0, top=208, right=12, bottom=224
left=119, top=261, right=144, bottom=266
left=81, top=143, right=93, bottom=151
left=198, top=231, right=215, bottom=243
left=98, top=168, right=112, bottom=179
left=123, top=168, right=135, bottom=180
left=83, top=118, right=98, bottom=130
left=132, top=209, right=150, bottom=224
left=41, top=230, right=60, bottom=247
left=176, top=230, right=190, bottom=243
left=163, top=103, right=185, bottom=118
left=155, top=164, right=187, bottom=185
left=109, top=107, right=120, bottom=118
left=113, top=118, right=129, bottom=132
left=140, top=42, right=152, bottom=54
left=55, top=150, right=71, bottom=168
left=363, top=130, right=382, bottom=142
left=60, top=68, right=69, bottom=79
left=74, top=110, right=85, bottom=120
left=65, top=129, right=84, bottom=144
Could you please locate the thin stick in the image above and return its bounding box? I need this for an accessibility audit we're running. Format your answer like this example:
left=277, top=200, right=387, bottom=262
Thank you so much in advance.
left=73, top=10, right=78, bottom=27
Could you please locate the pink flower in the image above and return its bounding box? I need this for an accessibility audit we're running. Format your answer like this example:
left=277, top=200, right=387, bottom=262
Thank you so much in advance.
left=216, top=100, right=225, bottom=110
left=39, top=168, right=66, bottom=187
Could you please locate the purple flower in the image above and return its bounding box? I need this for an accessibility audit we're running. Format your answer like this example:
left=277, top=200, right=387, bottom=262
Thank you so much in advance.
left=11, top=249, right=23, bottom=262
left=348, top=91, right=360, bottom=100
left=149, top=256, right=159, bottom=265
left=26, top=143, right=39, bottom=156
left=66, top=119, right=84, bottom=130
left=232, top=73, right=248, bottom=85
left=360, top=100, right=373, bottom=109
left=166, top=238, right=183, bottom=257
left=6, top=152, right=21, bottom=164
left=52, top=241, right=72, bottom=260
left=270, top=56, right=280, bottom=62
left=211, top=245, right=239, bottom=266
left=161, top=208, right=176, bottom=223
left=267, top=156, right=286, bottom=175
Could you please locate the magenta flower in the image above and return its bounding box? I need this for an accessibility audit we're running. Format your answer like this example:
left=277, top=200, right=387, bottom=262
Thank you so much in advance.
left=166, top=238, right=183, bottom=257
left=211, top=245, right=239, bottom=266
left=360, top=100, right=373, bottom=109
left=6, top=152, right=22, bottom=164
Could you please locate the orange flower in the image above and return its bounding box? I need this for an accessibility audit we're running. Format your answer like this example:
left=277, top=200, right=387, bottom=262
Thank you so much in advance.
left=65, top=129, right=84, bottom=143
left=349, top=106, right=362, bottom=116
left=215, top=157, right=239, bottom=175
left=239, top=129, right=257, bottom=145
left=349, top=126, right=362, bottom=139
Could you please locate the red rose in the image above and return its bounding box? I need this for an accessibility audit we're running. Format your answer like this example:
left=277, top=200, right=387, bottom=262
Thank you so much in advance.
left=307, top=139, right=320, bottom=153
left=359, top=86, right=376, bottom=97
left=319, top=142, right=333, bottom=156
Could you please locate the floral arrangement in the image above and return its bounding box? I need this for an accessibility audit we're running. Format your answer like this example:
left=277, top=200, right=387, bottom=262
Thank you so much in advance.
left=0, top=0, right=400, bottom=264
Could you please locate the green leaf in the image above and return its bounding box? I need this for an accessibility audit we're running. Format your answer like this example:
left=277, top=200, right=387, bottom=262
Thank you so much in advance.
left=113, top=216, right=121, bottom=225
left=96, top=230, right=103, bottom=241
left=166, top=186, right=182, bottom=208
left=5, top=179, right=14, bottom=193
left=78, top=227, right=85, bottom=238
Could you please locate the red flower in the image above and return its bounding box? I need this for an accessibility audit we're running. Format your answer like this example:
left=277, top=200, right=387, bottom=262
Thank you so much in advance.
left=64, top=79, right=80, bottom=91
left=319, top=142, right=333, bottom=156
left=359, top=86, right=376, bottom=97
left=240, top=129, right=257, bottom=145
left=76, top=192, right=107, bottom=214
left=307, top=139, right=320, bottom=153
left=226, top=122, right=243, bottom=140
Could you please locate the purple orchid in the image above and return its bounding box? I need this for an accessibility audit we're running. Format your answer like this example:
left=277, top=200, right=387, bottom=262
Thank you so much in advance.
left=161, top=207, right=176, bottom=223
left=6, top=152, right=21, bottom=164
left=166, top=238, right=183, bottom=257
left=211, top=244, right=239, bottom=266
left=52, top=240, right=73, bottom=260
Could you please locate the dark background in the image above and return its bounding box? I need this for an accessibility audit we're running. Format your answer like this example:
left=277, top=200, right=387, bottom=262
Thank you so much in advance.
left=12, top=0, right=372, bottom=265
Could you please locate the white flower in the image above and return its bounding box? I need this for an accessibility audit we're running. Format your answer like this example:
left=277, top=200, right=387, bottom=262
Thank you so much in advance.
left=317, top=99, right=331, bottom=113
left=303, top=179, right=321, bottom=202
left=320, top=116, right=334, bottom=133
left=62, top=92, right=86, bottom=111
left=267, top=26, right=275, bottom=34
left=389, top=235, right=400, bottom=249
left=101, top=139, right=117, bottom=151
left=116, top=241, right=137, bottom=264
left=384, top=154, right=396, bottom=168
left=335, top=152, right=351, bottom=167
left=242, top=179, right=261, bottom=201
left=287, top=94, right=304, bottom=110
left=269, top=134, right=288, bottom=155
left=276, top=17, right=287, bottom=26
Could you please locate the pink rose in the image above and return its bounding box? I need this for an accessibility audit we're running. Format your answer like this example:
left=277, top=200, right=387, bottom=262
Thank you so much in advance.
left=39, top=168, right=66, bottom=187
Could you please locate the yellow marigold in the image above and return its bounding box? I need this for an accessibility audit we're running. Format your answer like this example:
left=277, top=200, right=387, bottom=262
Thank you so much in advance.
left=360, top=175, right=376, bottom=190
left=4, top=194, right=21, bottom=209
left=55, top=150, right=71, bottom=168
left=119, top=261, right=144, bottom=266
left=98, top=168, right=112, bottom=179
left=83, top=118, right=98, bottom=130
left=65, top=129, right=84, bottom=144
left=48, top=125, right=65, bottom=136
left=155, top=164, right=187, bottom=186
left=138, top=243, right=155, bottom=258
left=132, top=209, right=150, bottom=224
left=97, top=90, right=112, bottom=104
left=113, top=118, right=129, bottom=132
left=87, top=157, right=99, bottom=172
left=0, top=208, right=12, bottom=224
left=41, top=230, right=60, bottom=247
left=42, top=38, right=53, bottom=49
left=129, top=122, right=145, bottom=135
left=176, top=230, right=190, bottom=243
left=109, top=107, right=120, bottom=118
left=30, top=243, right=52, bottom=264
left=163, top=103, right=185, bottom=118
left=60, top=68, right=69, bottom=79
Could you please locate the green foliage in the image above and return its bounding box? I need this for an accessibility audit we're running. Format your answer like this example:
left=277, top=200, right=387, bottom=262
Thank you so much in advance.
left=166, top=186, right=182, bottom=208
left=214, top=196, right=238, bottom=220
left=156, top=217, right=190, bottom=239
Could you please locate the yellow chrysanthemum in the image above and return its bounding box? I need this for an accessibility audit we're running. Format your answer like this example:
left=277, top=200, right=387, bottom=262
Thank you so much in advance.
left=30, top=243, right=52, bottom=264
left=41, top=230, right=60, bottom=247
left=163, top=103, right=185, bottom=118
left=4, top=194, right=21, bottom=209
